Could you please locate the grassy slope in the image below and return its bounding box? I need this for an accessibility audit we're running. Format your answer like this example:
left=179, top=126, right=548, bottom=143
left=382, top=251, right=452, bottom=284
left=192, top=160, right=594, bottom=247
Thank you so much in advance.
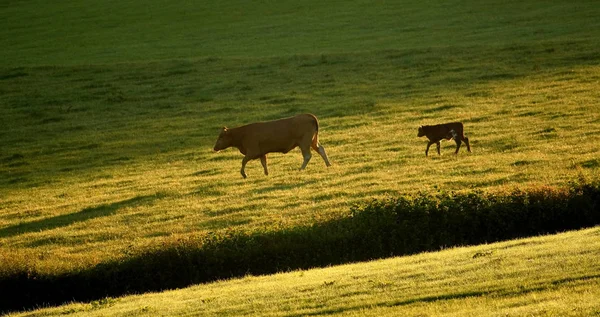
left=1, top=0, right=600, bottom=313
left=2, top=0, right=597, bottom=66
left=7, top=226, right=600, bottom=316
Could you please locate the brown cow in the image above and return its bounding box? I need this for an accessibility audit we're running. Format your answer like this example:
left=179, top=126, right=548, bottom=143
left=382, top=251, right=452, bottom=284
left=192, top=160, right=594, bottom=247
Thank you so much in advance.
left=213, top=113, right=331, bottom=178
left=417, top=122, right=471, bottom=156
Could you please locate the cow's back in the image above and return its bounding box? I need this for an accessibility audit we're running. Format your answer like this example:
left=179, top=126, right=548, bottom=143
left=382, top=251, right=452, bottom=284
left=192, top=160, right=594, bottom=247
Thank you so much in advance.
left=239, top=114, right=319, bottom=155
left=245, top=113, right=316, bottom=135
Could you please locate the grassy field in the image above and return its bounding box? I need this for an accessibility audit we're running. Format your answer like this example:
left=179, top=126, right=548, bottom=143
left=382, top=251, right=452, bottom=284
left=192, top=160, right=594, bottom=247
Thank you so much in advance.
left=3, top=0, right=598, bottom=66
left=1, top=0, right=600, bottom=314
left=7, top=226, right=600, bottom=316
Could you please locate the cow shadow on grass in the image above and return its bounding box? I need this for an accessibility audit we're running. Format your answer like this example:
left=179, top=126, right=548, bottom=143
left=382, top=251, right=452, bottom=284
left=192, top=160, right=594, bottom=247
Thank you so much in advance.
left=0, top=194, right=165, bottom=238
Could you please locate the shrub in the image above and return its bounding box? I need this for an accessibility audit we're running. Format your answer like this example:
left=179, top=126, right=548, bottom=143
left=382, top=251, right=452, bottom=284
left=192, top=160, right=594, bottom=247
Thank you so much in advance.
left=2, top=181, right=599, bottom=314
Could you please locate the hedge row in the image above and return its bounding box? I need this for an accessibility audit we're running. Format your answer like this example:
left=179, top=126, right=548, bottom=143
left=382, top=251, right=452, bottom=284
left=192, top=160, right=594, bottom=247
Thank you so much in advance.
left=2, top=181, right=599, bottom=313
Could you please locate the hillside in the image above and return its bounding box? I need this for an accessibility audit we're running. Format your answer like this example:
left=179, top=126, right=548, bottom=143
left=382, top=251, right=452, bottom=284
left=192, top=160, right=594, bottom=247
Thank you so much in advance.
left=1, top=0, right=600, bottom=314
left=6, top=227, right=600, bottom=316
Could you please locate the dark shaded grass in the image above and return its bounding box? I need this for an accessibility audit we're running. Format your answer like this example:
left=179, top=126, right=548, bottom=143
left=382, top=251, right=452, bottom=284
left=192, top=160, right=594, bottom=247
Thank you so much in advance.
left=1, top=181, right=599, bottom=314
left=0, top=194, right=165, bottom=238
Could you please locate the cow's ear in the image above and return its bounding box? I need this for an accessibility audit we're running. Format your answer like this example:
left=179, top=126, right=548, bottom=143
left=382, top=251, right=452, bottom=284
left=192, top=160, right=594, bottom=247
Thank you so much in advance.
left=222, top=126, right=228, bottom=132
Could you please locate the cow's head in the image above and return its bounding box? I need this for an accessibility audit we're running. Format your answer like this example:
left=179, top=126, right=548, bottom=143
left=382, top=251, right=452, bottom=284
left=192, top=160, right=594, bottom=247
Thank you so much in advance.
left=213, top=127, right=232, bottom=151
left=417, top=125, right=425, bottom=137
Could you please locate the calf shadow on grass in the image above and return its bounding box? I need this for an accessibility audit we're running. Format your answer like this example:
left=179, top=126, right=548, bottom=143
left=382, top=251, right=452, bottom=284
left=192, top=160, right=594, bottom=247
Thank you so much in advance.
left=0, top=194, right=165, bottom=238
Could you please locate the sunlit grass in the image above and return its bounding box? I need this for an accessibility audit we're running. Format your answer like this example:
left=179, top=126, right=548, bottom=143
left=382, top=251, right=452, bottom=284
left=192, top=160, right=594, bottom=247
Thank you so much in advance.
left=7, top=226, right=600, bottom=316
left=1, top=46, right=599, bottom=274
left=1, top=0, right=600, bottom=313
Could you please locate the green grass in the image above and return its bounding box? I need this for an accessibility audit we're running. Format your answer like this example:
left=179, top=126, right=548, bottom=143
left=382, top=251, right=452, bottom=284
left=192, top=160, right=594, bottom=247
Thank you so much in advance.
left=2, top=0, right=598, bottom=66
left=2, top=42, right=599, bottom=274
left=1, top=0, right=600, bottom=313
left=6, top=226, right=600, bottom=316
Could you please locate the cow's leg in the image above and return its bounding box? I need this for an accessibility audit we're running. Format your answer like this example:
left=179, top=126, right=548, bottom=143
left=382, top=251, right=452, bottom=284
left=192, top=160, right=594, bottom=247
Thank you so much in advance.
left=464, top=137, right=472, bottom=152
left=260, top=155, right=268, bottom=175
left=299, top=145, right=312, bottom=170
left=454, top=138, right=462, bottom=154
left=436, top=141, right=441, bottom=155
left=240, top=156, right=251, bottom=179
left=312, top=142, right=331, bottom=167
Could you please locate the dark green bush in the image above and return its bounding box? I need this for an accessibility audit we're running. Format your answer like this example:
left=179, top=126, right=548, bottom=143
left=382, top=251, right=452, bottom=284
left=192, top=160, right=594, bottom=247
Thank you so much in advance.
left=2, top=181, right=599, bottom=313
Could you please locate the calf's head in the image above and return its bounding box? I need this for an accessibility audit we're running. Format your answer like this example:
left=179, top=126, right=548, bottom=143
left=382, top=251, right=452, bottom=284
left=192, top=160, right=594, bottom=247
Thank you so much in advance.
left=417, top=126, right=425, bottom=137
left=213, top=127, right=232, bottom=151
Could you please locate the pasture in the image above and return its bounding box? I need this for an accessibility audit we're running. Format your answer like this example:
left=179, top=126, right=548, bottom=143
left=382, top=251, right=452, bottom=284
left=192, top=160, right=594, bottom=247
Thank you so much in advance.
left=6, top=226, right=600, bottom=316
left=1, top=0, right=600, bottom=314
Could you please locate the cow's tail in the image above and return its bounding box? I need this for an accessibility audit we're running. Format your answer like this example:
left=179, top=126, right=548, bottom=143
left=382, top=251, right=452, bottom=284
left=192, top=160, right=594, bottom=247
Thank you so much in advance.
left=307, top=114, right=332, bottom=166
left=310, top=114, right=320, bottom=147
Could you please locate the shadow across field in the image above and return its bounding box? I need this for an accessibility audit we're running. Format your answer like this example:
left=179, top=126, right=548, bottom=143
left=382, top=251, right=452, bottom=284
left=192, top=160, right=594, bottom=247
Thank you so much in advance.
left=0, top=194, right=164, bottom=238
left=1, top=182, right=599, bottom=314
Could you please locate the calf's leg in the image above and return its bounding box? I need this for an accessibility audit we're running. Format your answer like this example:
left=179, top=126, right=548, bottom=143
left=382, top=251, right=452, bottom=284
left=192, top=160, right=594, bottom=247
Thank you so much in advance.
left=425, top=141, right=434, bottom=156
left=454, top=139, right=462, bottom=154
left=464, top=137, right=472, bottom=152
left=436, top=141, right=441, bottom=155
